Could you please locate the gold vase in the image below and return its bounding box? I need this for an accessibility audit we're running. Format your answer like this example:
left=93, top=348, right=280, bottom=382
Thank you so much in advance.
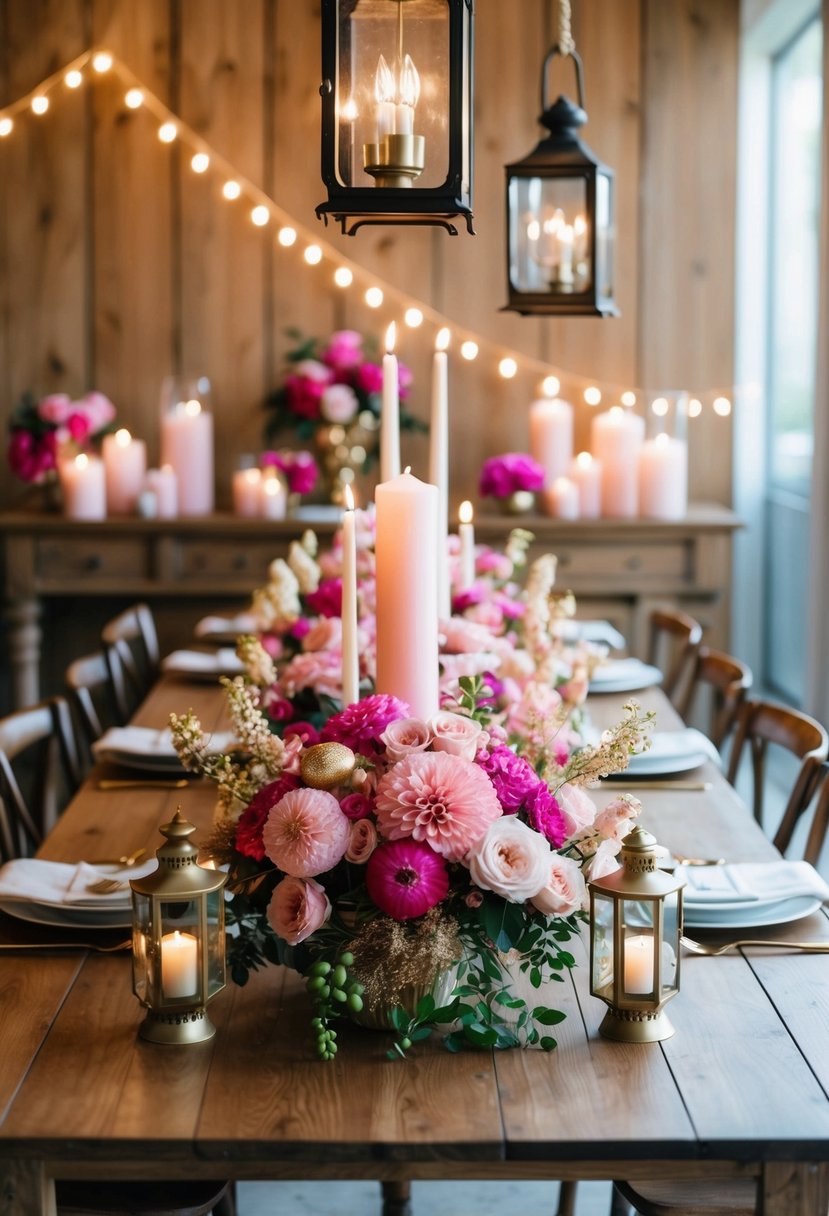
left=348, top=964, right=459, bottom=1032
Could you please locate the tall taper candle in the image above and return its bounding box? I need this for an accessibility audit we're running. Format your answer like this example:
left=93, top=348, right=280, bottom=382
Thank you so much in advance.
left=430, top=327, right=451, bottom=618
left=341, top=484, right=359, bottom=706
left=380, top=321, right=400, bottom=483
left=458, top=499, right=476, bottom=590
left=375, top=469, right=439, bottom=719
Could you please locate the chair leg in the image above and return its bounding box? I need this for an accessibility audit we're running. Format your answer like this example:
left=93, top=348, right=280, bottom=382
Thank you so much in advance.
left=381, top=1180, right=412, bottom=1216
left=609, top=1181, right=634, bottom=1216
left=556, top=1180, right=578, bottom=1216
left=213, top=1181, right=237, bottom=1216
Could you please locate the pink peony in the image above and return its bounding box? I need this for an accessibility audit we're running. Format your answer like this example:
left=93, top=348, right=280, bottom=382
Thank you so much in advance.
left=479, top=452, right=544, bottom=498
left=320, top=693, right=409, bottom=755
left=279, top=651, right=343, bottom=701
left=234, top=774, right=301, bottom=860
left=380, top=717, right=432, bottom=762
left=345, top=818, right=377, bottom=864
left=322, top=329, right=364, bottom=371
left=355, top=362, right=383, bottom=395
left=305, top=578, right=343, bottom=618
left=75, top=390, right=116, bottom=433
left=429, top=710, right=483, bottom=762
left=556, top=782, right=597, bottom=837
left=375, top=751, right=502, bottom=862
left=476, top=550, right=515, bottom=579
left=37, top=393, right=73, bottom=425
left=268, top=876, right=330, bottom=945
left=475, top=744, right=539, bottom=812
left=283, top=720, right=320, bottom=747
left=66, top=411, right=92, bottom=442
left=262, top=450, right=319, bottom=495
left=320, top=383, right=359, bottom=424
left=525, top=785, right=567, bottom=847
left=285, top=361, right=333, bottom=420
left=531, top=855, right=587, bottom=917
left=593, top=794, right=642, bottom=843
left=467, top=818, right=551, bottom=903
left=366, top=839, right=449, bottom=920
left=262, top=787, right=350, bottom=877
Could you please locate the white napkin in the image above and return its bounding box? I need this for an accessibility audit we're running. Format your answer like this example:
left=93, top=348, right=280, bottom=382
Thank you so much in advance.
left=161, top=648, right=245, bottom=675
left=92, top=726, right=237, bottom=759
left=194, top=613, right=258, bottom=639
left=626, top=729, right=721, bottom=773
left=0, top=857, right=157, bottom=908
left=553, top=619, right=627, bottom=650
left=679, top=861, right=829, bottom=906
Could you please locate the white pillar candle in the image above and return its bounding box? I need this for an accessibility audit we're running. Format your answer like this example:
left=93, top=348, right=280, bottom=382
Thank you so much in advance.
left=59, top=453, right=106, bottom=521
left=341, top=485, right=359, bottom=707
left=260, top=473, right=287, bottom=520
left=380, top=322, right=400, bottom=484
left=638, top=433, right=689, bottom=520
left=144, top=465, right=178, bottom=519
left=375, top=469, right=439, bottom=720
left=458, top=499, right=476, bottom=590
left=232, top=468, right=262, bottom=518
left=570, top=451, right=602, bottom=519
left=557, top=224, right=575, bottom=287
left=543, top=476, right=580, bottom=520
left=529, top=396, right=574, bottom=486
left=160, top=399, right=214, bottom=516
left=429, top=329, right=451, bottom=618
left=102, top=428, right=147, bottom=515
left=623, top=934, right=655, bottom=994
left=590, top=406, right=645, bottom=518
left=160, top=929, right=199, bottom=999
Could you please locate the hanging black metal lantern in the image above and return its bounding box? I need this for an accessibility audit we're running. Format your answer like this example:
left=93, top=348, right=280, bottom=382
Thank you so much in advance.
left=504, top=47, right=618, bottom=316
left=317, top=0, right=475, bottom=236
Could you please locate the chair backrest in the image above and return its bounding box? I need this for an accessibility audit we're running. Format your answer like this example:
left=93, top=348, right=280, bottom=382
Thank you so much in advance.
left=65, top=651, right=122, bottom=767
left=801, top=763, right=829, bottom=867
left=726, top=698, right=829, bottom=856
left=0, top=696, right=81, bottom=863
left=101, top=603, right=160, bottom=720
left=647, top=607, right=703, bottom=704
left=677, top=645, right=753, bottom=750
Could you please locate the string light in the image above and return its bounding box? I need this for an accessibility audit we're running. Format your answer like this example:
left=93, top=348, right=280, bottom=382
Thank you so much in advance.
left=461, top=341, right=478, bottom=361
left=405, top=308, right=423, bottom=328
left=304, top=244, right=323, bottom=265
left=621, top=391, right=636, bottom=407
left=713, top=396, right=732, bottom=417
left=92, top=51, right=113, bottom=73
left=499, top=357, right=518, bottom=379
left=125, top=88, right=144, bottom=109
left=584, top=386, right=602, bottom=406
left=365, top=287, right=384, bottom=308
left=222, top=179, right=241, bottom=200
left=688, top=397, right=702, bottom=418
left=191, top=152, right=209, bottom=174
left=334, top=266, right=353, bottom=288
left=542, top=375, right=561, bottom=397
left=651, top=397, right=669, bottom=416
left=251, top=205, right=270, bottom=227
left=158, top=121, right=177, bottom=143
left=31, top=96, right=49, bottom=115
left=65, top=70, right=83, bottom=89
left=0, top=117, right=12, bottom=137
left=278, top=226, right=297, bottom=247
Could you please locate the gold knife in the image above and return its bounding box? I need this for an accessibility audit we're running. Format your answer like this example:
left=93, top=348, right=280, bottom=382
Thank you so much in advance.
left=97, top=779, right=189, bottom=790
left=599, top=780, right=712, bottom=791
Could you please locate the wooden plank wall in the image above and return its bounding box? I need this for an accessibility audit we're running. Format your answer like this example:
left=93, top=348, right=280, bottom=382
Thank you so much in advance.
left=0, top=0, right=739, bottom=512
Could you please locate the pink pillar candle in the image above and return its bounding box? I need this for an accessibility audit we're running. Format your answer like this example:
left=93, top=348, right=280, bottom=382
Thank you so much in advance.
left=160, top=400, right=214, bottom=516
left=232, top=468, right=262, bottom=517
left=259, top=473, right=287, bottom=520
left=638, top=433, right=688, bottom=520
left=374, top=470, right=439, bottom=720
left=529, top=396, right=573, bottom=485
left=543, top=476, right=580, bottom=520
left=341, top=489, right=359, bottom=706
left=144, top=466, right=178, bottom=518
left=570, top=451, right=602, bottom=518
left=102, top=428, right=147, bottom=515
left=590, top=406, right=645, bottom=518
left=59, top=453, right=106, bottom=520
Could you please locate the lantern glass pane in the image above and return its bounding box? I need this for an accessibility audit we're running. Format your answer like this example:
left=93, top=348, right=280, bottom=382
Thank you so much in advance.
left=337, top=0, right=450, bottom=189
left=591, top=892, right=615, bottom=995
left=159, top=899, right=202, bottom=1003
left=508, top=174, right=590, bottom=295
left=595, top=170, right=615, bottom=304
left=206, top=889, right=226, bottom=999
left=131, top=892, right=151, bottom=1004
left=661, top=891, right=680, bottom=996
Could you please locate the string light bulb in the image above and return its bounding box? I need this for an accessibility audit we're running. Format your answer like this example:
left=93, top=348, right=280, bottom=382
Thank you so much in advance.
left=64, top=70, right=83, bottom=89
left=92, top=51, right=113, bottom=73
left=688, top=398, right=702, bottom=418
left=461, top=340, right=478, bottom=361
left=251, top=205, right=270, bottom=227
left=499, top=357, right=518, bottom=379
left=278, top=226, right=297, bottom=247
left=713, top=396, right=732, bottom=417
left=334, top=266, right=353, bottom=287
left=621, top=391, right=636, bottom=407
left=0, top=117, right=12, bottom=137
left=222, top=180, right=241, bottom=200
left=584, top=386, right=602, bottom=406
left=651, top=397, right=669, bottom=417
left=191, top=152, right=209, bottom=173
left=304, top=244, right=323, bottom=265
left=31, top=95, right=49, bottom=115
left=365, top=287, right=384, bottom=308
left=158, top=121, right=177, bottom=143
left=124, top=88, right=144, bottom=109
left=542, top=375, right=561, bottom=398
left=405, top=308, right=423, bottom=328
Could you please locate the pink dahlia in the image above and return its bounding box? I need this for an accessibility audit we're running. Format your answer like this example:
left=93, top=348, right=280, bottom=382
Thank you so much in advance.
left=366, top=839, right=449, bottom=920
left=262, top=787, right=350, bottom=877
left=235, top=774, right=301, bottom=861
left=320, top=693, right=410, bottom=756
left=375, top=751, right=502, bottom=862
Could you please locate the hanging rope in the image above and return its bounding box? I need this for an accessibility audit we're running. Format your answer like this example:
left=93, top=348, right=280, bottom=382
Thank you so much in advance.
left=557, top=0, right=576, bottom=56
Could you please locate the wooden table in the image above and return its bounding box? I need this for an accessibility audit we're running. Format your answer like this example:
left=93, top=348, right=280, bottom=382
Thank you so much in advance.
left=1, top=678, right=828, bottom=1216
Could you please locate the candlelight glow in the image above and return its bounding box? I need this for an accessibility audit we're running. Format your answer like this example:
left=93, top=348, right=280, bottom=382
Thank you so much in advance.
left=365, top=287, right=384, bottom=308
left=436, top=327, right=450, bottom=352
left=461, top=341, right=478, bottom=361
left=405, top=308, right=423, bottom=328
left=713, top=396, right=732, bottom=416
left=542, top=375, right=561, bottom=398
left=184, top=399, right=202, bottom=418
left=621, top=391, right=637, bottom=407
left=399, top=54, right=421, bottom=109
left=341, top=97, right=358, bottom=122
left=576, top=451, right=593, bottom=468
left=115, top=428, right=132, bottom=447
left=75, top=453, right=89, bottom=469
left=651, top=397, right=669, bottom=416
left=584, top=386, right=602, bottom=406
left=499, top=357, right=517, bottom=379
left=344, top=483, right=355, bottom=511
left=385, top=322, right=397, bottom=354
left=459, top=500, right=474, bottom=525
left=374, top=54, right=395, bottom=104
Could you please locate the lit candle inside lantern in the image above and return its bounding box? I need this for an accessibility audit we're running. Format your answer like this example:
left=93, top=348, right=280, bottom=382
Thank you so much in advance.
left=380, top=322, right=400, bottom=483
left=395, top=53, right=420, bottom=134
left=144, top=465, right=178, bottom=518
left=259, top=472, right=287, bottom=520
left=102, top=428, right=147, bottom=515
left=590, top=406, right=645, bottom=518
left=557, top=224, right=575, bottom=287
left=543, top=476, right=580, bottom=520
left=232, top=467, right=262, bottom=518
left=638, top=432, right=688, bottom=520
left=375, top=469, right=439, bottom=720
left=529, top=393, right=573, bottom=486
left=430, top=327, right=451, bottom=618
left=160, top=397, right=214, bottom=516
left=59, top=452, right=106, bottom=521
left=160, top=929, right=199, bottom=999
left=458, top=499, right=475, bottom=591
left=341, top=484, right=359, bottom=707
left=624, top=934, right=655, bottom=994
left=573, top=213, right=588, bottom=272
left=374, top=54, right=396, bottom=141
left=570, top=451, right=602, bottom=519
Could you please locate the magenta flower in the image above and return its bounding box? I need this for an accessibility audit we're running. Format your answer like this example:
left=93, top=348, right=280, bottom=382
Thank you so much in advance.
left=339, top=792, right=374, bottom=821
left=262, top=450, right=319, bottom=495
left=476, top=745, right=540, bottom=812
left=235, top=774, right=301, bottom=861
left=322, top=330, right=364, bottom=371
left=366, top=839, right=449, bottom=920
left=284, top=361, right=333, bottom=420
left=479, top=453, right=545, bottom=498
left=320, top=693, right=410, bottom=755
left=37, top=393, right=73, bottom=425
left=355, top=362, right=383, bottom=395
left=283, top=720, right=320, bottom=747
left=305, top=578, right=343, bottom=618
left=262, top=787, right=351, bottom=877
left=525, top=785, right=566, bottom=848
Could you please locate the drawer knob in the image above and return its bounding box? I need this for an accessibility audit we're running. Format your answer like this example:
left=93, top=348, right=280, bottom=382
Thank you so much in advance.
left=233, top=554, right=249, bottom=571
left=85, top=555, right=102, bottom=572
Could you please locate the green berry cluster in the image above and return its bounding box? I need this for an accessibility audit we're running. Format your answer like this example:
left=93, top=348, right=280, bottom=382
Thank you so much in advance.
left=305, top=951, right=365, bottom=1060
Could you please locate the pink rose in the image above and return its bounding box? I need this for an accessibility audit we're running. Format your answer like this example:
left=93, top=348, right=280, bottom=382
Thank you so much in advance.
left=267, top=876, right=330, bottom=945
left=475, top=550, right=513, bottom=579
left=345, top=818, right=377, bottom=864
left=322, top=330, right=364, bottom=371
left=302, top=617, right=343, bottom=653
left=466, top=818, right=551, bottom=903
left=66, top=412, right=92, bottom=442
left=440, top=652, right=500, bottom=684
left=37, top=393, right=73, bottom=425
left=505, top=682, right=563, bottom=742
left=556, top=782, right=597, bottom=837
left=465, top=602, right=506, bottom=633
left=339, top=792, right=374, bottom=820
left=593, top=794, right=642, bottom=843
left=531, top=855, right=587, bottom=916
left=380, top=717, right=432, bottom=762
left=356, top=362, right=383, bottom=395
left=75, top=390, right=116, bottom=433
left=279, top=651, right=343, bottom=701
left=320, top=383, right=358, bottom=424
left=428, top=710, right=483, bottom=762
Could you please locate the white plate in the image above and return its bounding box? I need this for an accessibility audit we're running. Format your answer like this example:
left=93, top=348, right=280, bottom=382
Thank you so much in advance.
left=94, top=749, right=189, bottom=774
left=589, top=661, right=663, bottom=694
left=0, top=896, right=132, bottom=930
left=161, top=649, right=245, bottom=680
left=683, top=896, right=824, bottom=930
left=614, top=729, right=718, bottom=777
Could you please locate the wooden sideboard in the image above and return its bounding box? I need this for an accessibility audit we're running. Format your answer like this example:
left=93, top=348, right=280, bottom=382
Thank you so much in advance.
left=0, top=505, right=741, bottom=710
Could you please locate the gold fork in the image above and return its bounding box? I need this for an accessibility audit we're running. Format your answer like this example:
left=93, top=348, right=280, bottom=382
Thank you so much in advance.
left=681, top=935, right=829, bottom=956
left=0, top=939, right=132, bottom=952
left=86, top=877, right=132, bottom=894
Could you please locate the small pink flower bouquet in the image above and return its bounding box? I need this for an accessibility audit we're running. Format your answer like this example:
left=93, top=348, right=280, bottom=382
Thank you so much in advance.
left=479, top=452, right=545, bottom=501
left=7, top=390, right=116, bottom=484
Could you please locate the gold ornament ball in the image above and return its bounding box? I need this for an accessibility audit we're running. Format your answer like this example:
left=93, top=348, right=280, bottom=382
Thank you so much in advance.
left=300, top=742, right=356, bottom=789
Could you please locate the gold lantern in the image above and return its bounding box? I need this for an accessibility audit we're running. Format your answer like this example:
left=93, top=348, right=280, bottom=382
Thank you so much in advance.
left=587, top=826, right=685, bottom=1043
left=130, top=811, right=227, bottom=1045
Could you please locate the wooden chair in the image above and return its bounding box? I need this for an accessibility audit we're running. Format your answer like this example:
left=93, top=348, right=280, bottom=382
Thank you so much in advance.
left=0, top=696, right=82, bottom=862
left=102, top=603, right=160, bottom=720
left=676, top=646, right=753, bottom=751
left=55, top=1179, right=235, bottom=1216
left=65, top=651, right=123, bottom=769
left=647, top=608, right=703, bottom=705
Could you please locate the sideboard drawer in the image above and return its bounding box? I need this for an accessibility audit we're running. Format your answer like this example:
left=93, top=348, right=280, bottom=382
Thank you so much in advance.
left=173, top=541, right=280, bottom=582
left=34, top=537, right=149, bottom=584
left=548, top=541, right=691, bottom=582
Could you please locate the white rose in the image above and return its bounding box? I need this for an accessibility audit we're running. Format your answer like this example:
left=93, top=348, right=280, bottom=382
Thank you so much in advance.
left=320, top=383, right=359, bottom=424
left=531, top=855, right=587, bottom=916
left=467, top=818, right=551, bottom=903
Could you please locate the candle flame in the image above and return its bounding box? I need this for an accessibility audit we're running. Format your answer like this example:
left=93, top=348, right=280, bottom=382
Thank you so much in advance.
left=435, top=327, right=450, bottom=352
left=341, top=97, right=358, bottom=122
left=459, top=500, right=473, bottom=525
left=385, top=321, right=396, bottom=354
left=184, top=398, right=202, bottom=417
left=343, top=483, right=355, bottom=511
left=399, top=54, right=421, bottom=108
left=576, top=451, right=592, bottom=468
left=75, top=453, right=89, bottom=469
left=374, top=54, right=395, bottom=104
left=264, top=479, right=281, bottom=496
left=115, top=428, right=131, bottom=446
left=542, top=375, right=560, bottom=398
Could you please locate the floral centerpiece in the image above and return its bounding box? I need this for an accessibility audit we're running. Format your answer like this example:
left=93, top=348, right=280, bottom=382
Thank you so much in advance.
left=479, top=452, right=545, bottom=514
left=7, top=390, right=116, bottom=485
left=261, top=449, right=320, bottom=503
left=264, top=329, right=427, bottom=502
